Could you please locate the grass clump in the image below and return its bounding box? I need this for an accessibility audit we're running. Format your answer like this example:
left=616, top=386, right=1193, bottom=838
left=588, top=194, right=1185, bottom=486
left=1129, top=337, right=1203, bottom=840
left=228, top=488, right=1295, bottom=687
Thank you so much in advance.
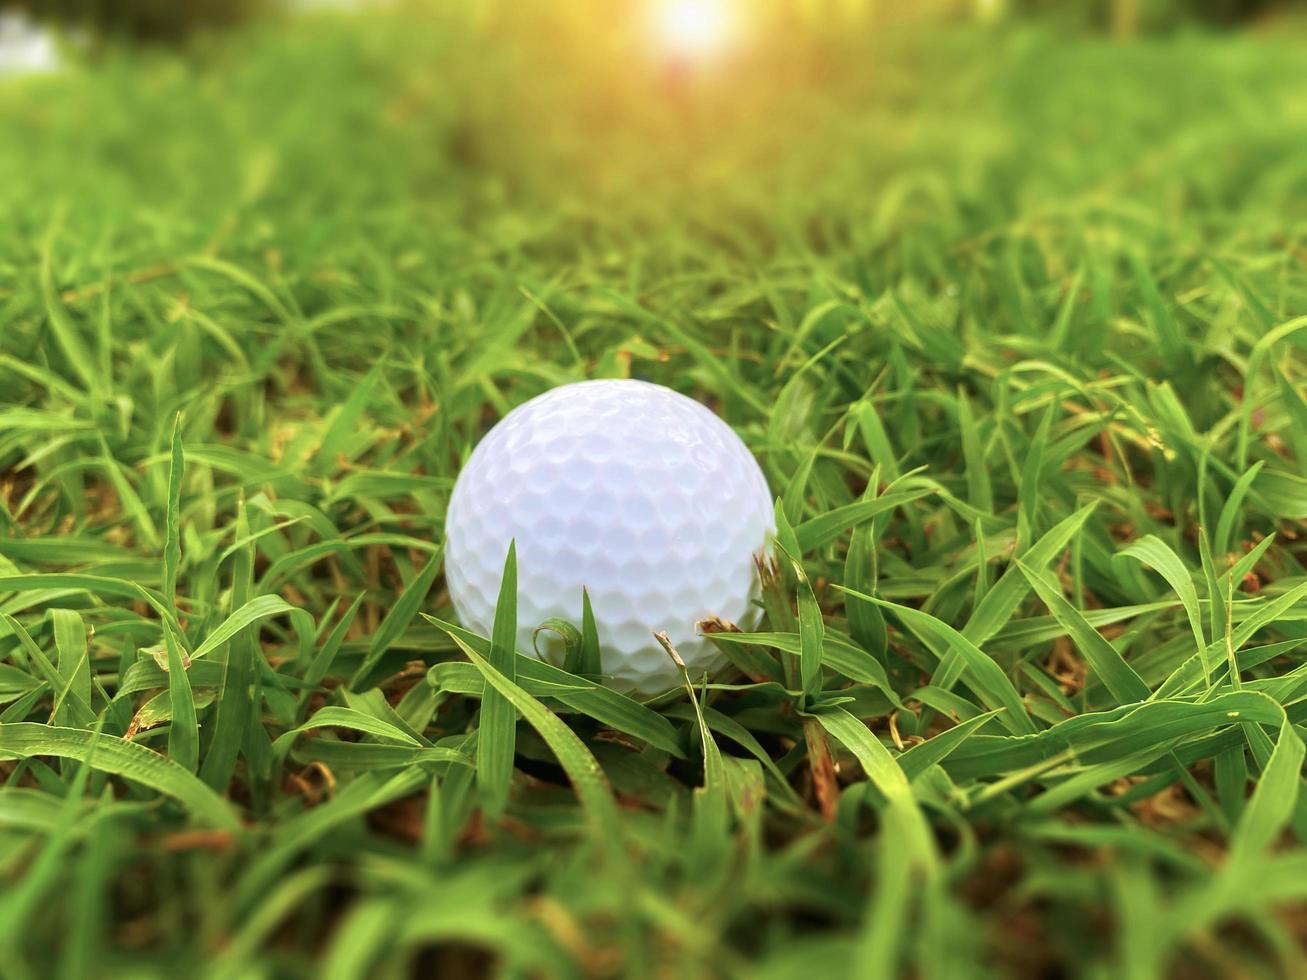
left=2, top=7, right=1307, bottom=977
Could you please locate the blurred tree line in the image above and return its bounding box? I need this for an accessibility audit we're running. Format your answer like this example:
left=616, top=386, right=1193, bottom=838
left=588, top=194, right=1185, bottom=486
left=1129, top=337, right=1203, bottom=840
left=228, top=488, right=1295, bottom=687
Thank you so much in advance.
left=1010, top=0, right=1284, bottom=34
left=18, top=0, right=260, bottom=41
left=15, top=0, right=1292, bottom=42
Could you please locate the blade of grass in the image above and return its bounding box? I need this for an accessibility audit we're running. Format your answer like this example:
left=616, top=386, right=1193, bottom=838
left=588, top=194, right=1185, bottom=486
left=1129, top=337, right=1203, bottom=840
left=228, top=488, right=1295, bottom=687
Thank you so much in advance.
left=163, top=413, right=184, bottom=604
left=477, top=542, right=518, bottom=821
left=453, top=637, right=619, bottom=847
left=1016, top=560, right=1150, bottom=705
left=162, top=622, right=199, bottom=773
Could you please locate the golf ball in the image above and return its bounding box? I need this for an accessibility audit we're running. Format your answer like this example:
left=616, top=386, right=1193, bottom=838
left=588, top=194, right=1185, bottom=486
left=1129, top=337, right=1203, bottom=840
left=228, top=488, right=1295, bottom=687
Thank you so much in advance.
left=444, top=379, right=774, bottom=696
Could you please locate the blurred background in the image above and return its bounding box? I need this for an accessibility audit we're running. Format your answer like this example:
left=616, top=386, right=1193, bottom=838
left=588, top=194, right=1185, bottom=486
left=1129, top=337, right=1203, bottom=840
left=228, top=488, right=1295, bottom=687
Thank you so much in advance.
left=4, top=0, right=1298, bottom=42
left=3, top=0, right=1303, bottom=389
left=2, top=0, right=1304, bottom=447
left=3, top=0, right=1302, bottom=294
left=3, top=0, right=1304, bottom=464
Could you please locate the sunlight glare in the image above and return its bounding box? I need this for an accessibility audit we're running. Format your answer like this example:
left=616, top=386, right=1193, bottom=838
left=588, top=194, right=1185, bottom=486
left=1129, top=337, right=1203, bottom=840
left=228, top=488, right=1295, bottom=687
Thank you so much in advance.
left=655, top=0, right=737, bottom=59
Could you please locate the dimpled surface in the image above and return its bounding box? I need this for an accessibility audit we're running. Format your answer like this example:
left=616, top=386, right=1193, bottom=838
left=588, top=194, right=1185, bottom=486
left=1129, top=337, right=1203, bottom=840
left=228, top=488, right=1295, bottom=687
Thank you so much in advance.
left=444, top=380, right=774, bottom=696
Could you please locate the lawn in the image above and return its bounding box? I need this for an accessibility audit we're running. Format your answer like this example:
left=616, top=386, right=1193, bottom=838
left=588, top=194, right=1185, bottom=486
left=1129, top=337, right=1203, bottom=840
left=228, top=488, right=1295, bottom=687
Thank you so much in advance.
left=2, top=4, right=1307, bottom=977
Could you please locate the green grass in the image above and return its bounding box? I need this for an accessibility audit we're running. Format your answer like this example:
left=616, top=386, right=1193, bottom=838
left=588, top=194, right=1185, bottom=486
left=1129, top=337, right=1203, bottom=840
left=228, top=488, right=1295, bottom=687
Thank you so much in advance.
left=3, top=6, right=1307, bottom=976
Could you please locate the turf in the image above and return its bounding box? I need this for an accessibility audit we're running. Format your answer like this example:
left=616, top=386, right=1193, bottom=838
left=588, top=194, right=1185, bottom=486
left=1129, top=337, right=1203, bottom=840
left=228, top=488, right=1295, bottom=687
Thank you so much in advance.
left=2, top=5, right=1307, bottom=977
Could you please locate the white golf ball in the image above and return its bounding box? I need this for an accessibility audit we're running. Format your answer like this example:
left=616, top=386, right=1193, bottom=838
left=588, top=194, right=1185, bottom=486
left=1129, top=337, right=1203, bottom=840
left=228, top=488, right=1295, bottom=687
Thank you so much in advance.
left=444, top=379, right=774, bottom=696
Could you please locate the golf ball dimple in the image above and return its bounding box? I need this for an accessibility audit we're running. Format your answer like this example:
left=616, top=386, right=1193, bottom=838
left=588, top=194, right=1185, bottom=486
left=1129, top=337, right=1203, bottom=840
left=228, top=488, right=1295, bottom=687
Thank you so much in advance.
left=443, top=379, right=774, bottom=696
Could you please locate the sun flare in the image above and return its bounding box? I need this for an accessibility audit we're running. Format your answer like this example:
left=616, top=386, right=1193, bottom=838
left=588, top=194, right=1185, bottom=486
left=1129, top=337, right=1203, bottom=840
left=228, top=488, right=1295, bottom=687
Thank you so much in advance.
left=654, top=0, right=738, bottom=59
